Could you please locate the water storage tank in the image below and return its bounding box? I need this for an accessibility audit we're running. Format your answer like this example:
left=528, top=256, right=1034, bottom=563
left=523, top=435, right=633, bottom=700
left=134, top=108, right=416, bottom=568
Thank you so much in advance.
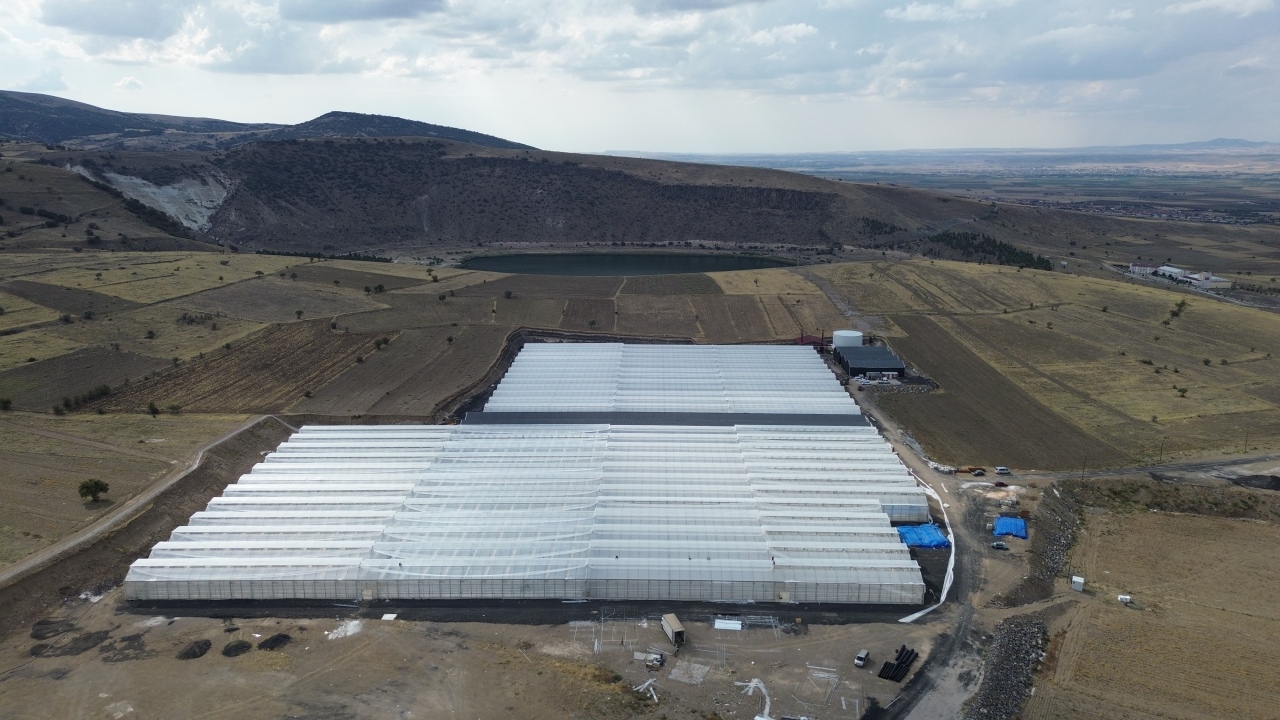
left=833, top=330, right=864, bottom=348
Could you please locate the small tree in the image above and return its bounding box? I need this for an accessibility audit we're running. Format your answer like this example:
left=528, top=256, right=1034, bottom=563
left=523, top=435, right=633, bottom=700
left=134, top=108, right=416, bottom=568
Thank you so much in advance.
left=78, top=479, right=109, bottom=503
left=504, top=290, right=513, bottom=299
left=295, top=310, right=304, bottom=320
left=148, top=401, right=159, bottom=417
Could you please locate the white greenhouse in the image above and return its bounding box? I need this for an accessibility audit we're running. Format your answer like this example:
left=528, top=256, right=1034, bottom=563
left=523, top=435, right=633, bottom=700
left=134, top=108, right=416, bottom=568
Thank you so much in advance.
left=125, top=344, right=930, bottom=604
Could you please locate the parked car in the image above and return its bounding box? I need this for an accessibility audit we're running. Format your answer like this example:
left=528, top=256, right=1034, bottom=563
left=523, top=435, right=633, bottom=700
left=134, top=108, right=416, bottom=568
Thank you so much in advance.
left=971, top=468, right=986, bottom=477
left=995, top=466, right=1011, bottom=475
left=993, top=480, right=1008, bottom=488
left=991, top=541, right=1010, bottom=550
left=855, top=649, right=870, bottom=668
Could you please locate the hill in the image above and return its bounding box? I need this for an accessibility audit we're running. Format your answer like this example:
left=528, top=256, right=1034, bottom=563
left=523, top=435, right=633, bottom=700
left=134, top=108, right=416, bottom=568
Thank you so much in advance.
left=0, top=91, right=531, bottom=152
left=0, top=90, right=277, bottom=144
left=262, top=111, right=533, bottom=149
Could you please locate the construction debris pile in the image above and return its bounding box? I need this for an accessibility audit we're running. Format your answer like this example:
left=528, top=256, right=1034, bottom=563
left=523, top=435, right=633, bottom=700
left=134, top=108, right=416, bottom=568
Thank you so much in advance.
left=961, top=615, right=1047, bottom=720
left=876, top=645, right=918, bottom=683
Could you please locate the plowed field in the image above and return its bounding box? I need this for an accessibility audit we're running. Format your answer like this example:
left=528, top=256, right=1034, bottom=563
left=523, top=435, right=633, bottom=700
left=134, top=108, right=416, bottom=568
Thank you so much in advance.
left=90, top=322, right=386, bottom=413
left=878, top=314, right=1129, bottom=468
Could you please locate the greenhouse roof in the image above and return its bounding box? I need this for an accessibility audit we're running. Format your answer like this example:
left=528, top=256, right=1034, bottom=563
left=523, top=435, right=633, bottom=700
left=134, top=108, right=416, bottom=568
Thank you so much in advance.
left=125, top=344, right=928, bottom=604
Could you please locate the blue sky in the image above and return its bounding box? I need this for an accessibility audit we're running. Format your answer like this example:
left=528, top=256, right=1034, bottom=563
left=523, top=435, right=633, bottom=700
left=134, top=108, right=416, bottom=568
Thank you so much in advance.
left=2, top=0, right=1276, bottom=152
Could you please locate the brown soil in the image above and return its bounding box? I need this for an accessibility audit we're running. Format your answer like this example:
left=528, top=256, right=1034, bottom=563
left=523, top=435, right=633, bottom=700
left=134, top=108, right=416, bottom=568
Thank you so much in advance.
left=452, top=274, right=624, bottom=299
left=170, top=276, right=387, bottom=323
left=89, top=322, right=384, bottom=414
left=0, top=280, right=141, bottom=317
left=879, top=314, right=1130, bottom=469
left=620, top=274, right=723, bottom=295
left=0, top=346, right=168, bottom=410
left=562, top=299, right=616, bottom=332
left=284, top=263, right=430, bottom=292
left=0, top=417, right=291, bottom=642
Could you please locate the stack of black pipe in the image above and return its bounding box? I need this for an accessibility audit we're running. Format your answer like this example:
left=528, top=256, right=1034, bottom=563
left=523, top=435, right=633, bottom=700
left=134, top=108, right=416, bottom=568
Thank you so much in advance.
left=876, top=645, right=918, bottom=683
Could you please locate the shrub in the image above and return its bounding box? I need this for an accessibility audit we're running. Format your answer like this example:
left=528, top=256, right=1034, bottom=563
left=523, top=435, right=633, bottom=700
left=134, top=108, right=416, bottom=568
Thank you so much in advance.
left=78, top=478, right=109, bottom=502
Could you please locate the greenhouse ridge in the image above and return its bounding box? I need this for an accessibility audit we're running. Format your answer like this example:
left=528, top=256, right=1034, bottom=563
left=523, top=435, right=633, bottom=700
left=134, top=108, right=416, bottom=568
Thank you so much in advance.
left=125, top=344, right=929, bottom=604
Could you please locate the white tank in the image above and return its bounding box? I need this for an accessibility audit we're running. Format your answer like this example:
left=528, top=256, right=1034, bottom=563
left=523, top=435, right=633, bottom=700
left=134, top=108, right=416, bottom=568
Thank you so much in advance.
left=833, top=330, right=864, bottom=348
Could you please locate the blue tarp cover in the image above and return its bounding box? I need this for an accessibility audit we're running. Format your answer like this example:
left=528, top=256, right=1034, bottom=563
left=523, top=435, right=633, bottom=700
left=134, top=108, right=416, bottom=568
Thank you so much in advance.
left=993, top=517, right=1028, bottom=539
left=897, top=523, right=951, bottom=549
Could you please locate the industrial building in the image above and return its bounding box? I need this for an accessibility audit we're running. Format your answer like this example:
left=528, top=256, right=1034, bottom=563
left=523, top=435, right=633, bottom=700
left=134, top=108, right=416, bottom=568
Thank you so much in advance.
left=125, top=344, right=929, bottom=605
left=830, top=331, right=907, bottom=378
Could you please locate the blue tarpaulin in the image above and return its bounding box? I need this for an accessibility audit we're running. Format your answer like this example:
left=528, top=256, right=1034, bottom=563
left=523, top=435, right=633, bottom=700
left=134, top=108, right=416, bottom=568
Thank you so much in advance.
left=897, top=524, right=951, bottom=549
left=993, top=517, right=1028, bottom=539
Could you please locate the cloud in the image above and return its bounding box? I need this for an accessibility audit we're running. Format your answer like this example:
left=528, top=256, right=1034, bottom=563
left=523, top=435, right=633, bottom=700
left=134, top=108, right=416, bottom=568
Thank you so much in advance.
left=884, top=2, right=976, bottom=21
left=746, top=23, right=817, bottom=45
left=1163, top=0, right=1273, bottom=16
left=114, top=75, right=145, bottom=89
left=40, top=0, right=190, bottom=40
left=1226, top=56, right=1268, bottom=74
left=12, top=67, right=69, bottom=92
left=279, top=0, right=445, bottom=23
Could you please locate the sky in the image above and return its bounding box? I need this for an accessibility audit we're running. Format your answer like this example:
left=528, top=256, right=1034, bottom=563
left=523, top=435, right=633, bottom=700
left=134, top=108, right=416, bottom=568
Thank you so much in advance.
left=1, top=0, right=1277, bottom=153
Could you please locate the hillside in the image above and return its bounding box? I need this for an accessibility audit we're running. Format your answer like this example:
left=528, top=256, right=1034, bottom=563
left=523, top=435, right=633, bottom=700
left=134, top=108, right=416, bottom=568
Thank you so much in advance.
left=27, top=138, right=1280, bottom=278
left=0, top=91, right=530, bottom=152
left=0, top=90, right=277, bottom=144
left=263, top=111, right=533, bottom=149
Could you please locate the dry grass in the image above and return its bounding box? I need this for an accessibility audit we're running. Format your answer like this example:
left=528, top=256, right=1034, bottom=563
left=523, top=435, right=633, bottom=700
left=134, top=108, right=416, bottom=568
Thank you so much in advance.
left=710, top=266, right=817, bottom=295
left=43, top=304, right=266, bottom=361
left=92, top=322, right=385, bottom=414
left=0, top=412, right=249, bottom=566
left=0, top=331, right=85, bottom=372
left=816, top=259, right=1280, bottom=461
left=1026, top=511, right=1280, bottom=720
left=615, top=295, right=700, bottom=337
left=169, top=275, right=388, bottom=323
left=25, top=252, right=298, bottom=303
left=0, top=289, right=58, bottom=331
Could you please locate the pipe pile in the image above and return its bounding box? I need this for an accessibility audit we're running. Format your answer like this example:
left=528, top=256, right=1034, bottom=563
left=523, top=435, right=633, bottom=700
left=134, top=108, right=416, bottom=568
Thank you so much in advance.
left=876, top=645, right=918, bottom=683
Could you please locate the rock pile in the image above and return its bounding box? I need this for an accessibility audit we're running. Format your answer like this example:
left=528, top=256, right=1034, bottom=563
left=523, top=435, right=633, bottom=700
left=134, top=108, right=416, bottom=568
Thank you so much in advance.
left=962, top=615, right=1046, bottom=720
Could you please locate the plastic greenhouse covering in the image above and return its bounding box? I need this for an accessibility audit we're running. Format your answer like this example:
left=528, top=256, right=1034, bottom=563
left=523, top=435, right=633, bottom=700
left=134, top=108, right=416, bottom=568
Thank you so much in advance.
left=125, top=344, right=928, bottom=604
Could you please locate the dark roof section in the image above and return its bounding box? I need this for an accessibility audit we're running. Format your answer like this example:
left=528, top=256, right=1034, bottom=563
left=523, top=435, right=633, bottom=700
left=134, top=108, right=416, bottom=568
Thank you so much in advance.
left=835, top=345, right=906, bottom=371
left=462, top=411, right=869, bottom=427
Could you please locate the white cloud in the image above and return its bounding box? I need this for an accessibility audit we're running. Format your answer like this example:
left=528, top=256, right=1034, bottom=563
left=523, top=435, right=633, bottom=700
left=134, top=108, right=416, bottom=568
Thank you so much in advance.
left=1107, top=8, right=1135, bottom=19
left=41, top=0, right=190, bottom=40
left=884, top=3, right=971, bottom=21
left=114, top=75, right=145, bottom=89
left=12, top=67, right=68, bottom=91
left=746, top=23, right=817, bottom=45
left=1163, top=0, right=1273, bottom=16
left=279, top=0, right=445, bottom=23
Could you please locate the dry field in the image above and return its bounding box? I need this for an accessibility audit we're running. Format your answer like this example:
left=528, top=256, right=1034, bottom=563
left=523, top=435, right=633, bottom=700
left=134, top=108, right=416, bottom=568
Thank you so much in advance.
left=615, top=295, right=702, bottom=338
left=0, top=412, right=248, bottom=566
left=620, top=273, right=722, bottom=295
left=170, top=275, right=388, bottom=323
left=0, top=331, right=84, bottom=372
left=878, top=315, right=1129, bottom=468
left=43, top=304, right=266, bottom=362
left=90, top=322, right=385, bottom=414
left=451, top=273, right=623, bottom=299
left=561, top=298, right=616, bottom=332
left=23, top=252, right=297, bottom=303
left=0, top=279, right=140, bottom=316
left=0, top=347, right=168, bottom=410
left=816, top=259, right=1280, bottom=466
left=390, top=269, right=507, bottom=294
left=1024, top=510, right=1280, bottom=720
left=284, top=262, right=431, bottom=292
left=0, top=288, right=59, bottom=331
left=0, top=588, right=938, bottom=720
left=296, top=324, right=513, bottom=416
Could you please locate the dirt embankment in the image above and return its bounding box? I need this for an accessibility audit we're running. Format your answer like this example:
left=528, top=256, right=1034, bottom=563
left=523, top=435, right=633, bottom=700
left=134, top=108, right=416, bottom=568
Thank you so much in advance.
left=0, top=417, right=292, bottom=642
left=1066, top=475, right=1280, bottom=522
left=991, top=487, right=1079, bottom=608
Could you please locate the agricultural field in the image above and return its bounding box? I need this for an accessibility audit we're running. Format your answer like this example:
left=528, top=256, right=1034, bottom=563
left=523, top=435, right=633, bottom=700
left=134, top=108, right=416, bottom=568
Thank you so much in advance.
left=0, top=288, right=58, bottom=331
left=294, top=324, right=512, bottom=416
left=0, top=347, right=168, bottom=410
left=23, top=252, right=298, bottom=303
left=451, top=274, right=623, bottom=299
left=284, top=262, right=431, bottom=292
left=90, top=322, right=385, bottom=414
left=0, top=331, right=84, bottom=372
left=816, top=259, right=1280, bottom=466
left=169, top=275, right=389, bottom=323
left=43, top=304, right=266, bottom=362
left=615, top=295, right=702, bottom=338
left=1024, top=509, right=1280, bottom=720
left=0, top=279, right=140, bottom=316
left=0, top=412, right=248, bottom=566
left=620, top=273, right=722, bottom=295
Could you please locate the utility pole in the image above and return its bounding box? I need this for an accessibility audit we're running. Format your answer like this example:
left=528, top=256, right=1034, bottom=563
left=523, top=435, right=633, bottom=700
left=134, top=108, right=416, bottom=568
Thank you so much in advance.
left=1158, top=436, right=1165, bottom=464
left=1080, top=459, right=1087, bottom=482
left=1244, top=428, right=1250, bottom=454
